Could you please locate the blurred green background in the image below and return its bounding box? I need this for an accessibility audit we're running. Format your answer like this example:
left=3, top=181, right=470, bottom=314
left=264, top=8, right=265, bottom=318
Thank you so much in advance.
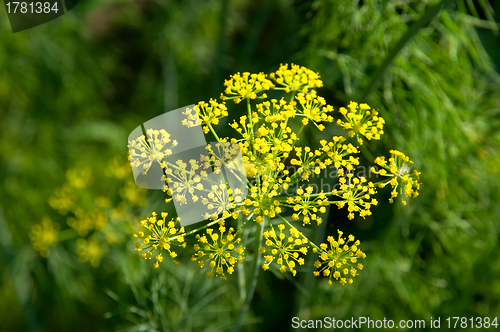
left=1, top=0, right=500, bottom=331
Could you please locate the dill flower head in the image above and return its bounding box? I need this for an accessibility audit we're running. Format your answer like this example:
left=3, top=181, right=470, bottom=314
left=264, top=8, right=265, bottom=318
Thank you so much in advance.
left=77, top=236, right=104, bottom=267
left=320, top=136, right=359, bottom=169
left=331, top=173, right=378, bottom=220
left=129, top=64, right=422, bottom=287
left=260, top=224, right=308, bottom=276
left=313, top=230, right=366, bottom=286
left=128, top=129, right=178, bottom=173
left=30, top=216, right=60, bottom=257
left=134, top=212, right=186, bottom=268
left=337, top=101, right=385, bottom=145
left=294, top=90, right=334, bottom=131
left=270, top=63, right=323, bottom=93
left=284, top=188, right=329, bottom=226
left=371, top=150, right=421, bottom=205
left=183, top=99, right=228, bottom=134
left=191, top=225, right=245, bottom=280
left=164, top=158, right=206, bottom=205
left=221, top=72, right=274, bottom=104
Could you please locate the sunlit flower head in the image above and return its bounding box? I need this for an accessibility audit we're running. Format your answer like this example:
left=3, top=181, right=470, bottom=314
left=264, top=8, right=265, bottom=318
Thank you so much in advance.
left=129, top=64, right=422, bottom=288
left=270, top=63, right=323, bottom=93
left=371, top=150, right=421, bottom=205
left=128, top=129, right=178, bottom=173
left=331, top=174, right=377, bottom=220
left=294, top=90, right=334, bottom=131
left=221, top=72, right=274, bottom=104
left=337, top=101, right=385, bottom=145
left=134, top=212, right=186, bottom=268
left=183, top=99, right=228, bottom=134
left=313, top=230, right=366, bottom=286
left=191, top=225, right=245, bottom=280
left=260, top=224, right=308, bottom=276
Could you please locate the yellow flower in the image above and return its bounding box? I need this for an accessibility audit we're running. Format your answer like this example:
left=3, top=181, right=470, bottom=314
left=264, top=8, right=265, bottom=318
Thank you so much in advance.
left=182, top=99, right=228, bottom=134
left=336, top=101, right=385, bottom=145
left=260, top=224, right=308, bottom=276
left=289, top=146, right=331, bottom=182
left=270, top=63, right=323, bottom=93
left=331, top=173, right=377, bottom=220
left=313, top=230, right=366, bottom=285
left=221, top=72, right=274, bottom=104
left=371, top=150, right=421, bottom=204
left=283, top=189, right=329, bottom=226
left=294, top=90, right=334, bottom=131
left=164, top=158, right=206, bottom=206
left=47, top=184, right=77, bottom=215
left=77, top=236, right=104, bottom=267
left=66, top=167, right=93, bottom=189
left=128, top=129, right=178, bottom=174
left=30, top=216, right=60, bottom=258
left=191, top=225, right=245, bottom=279
left=133, top=212, right=186, bottom=268
left=127, top=64, right=422, bottom=288
left=318, top=136, right=360, bottom=171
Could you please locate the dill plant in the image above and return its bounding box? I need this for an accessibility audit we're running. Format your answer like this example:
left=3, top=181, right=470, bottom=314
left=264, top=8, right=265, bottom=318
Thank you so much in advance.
left=128, top=63, right=422, bottom=324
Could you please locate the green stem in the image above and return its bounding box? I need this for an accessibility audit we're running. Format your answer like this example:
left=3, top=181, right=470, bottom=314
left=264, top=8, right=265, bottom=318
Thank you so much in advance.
left=359, top=143, right=375, bottom=162
left=295, top=209, right=328, bottom=328
left=358, top=0, right=458, bottom=101
left=207, top=123, right=222, bottom=143
left=233, top=218, right=264, bottom=332
left=234, top=213, right=253, bottom=238
left=236, top=216, right=247, bottom=303
left=296, top=123, right=306, bottom=137
left=247, top=98, right=254, bottom=138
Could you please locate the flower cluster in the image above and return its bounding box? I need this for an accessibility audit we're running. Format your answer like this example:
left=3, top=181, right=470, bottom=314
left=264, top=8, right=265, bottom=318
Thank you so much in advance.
left=30, top=216, right=60, bottom=258
left=283, top=188, right=328, bottom=226
left=313, top=230, right=366, bottom=285
left=337, top=101, right=385, bottom=145
left=331, top=173, right=378, bottom=220
left=31, top=159, right=145, bottom=265
left=269, top=63, right=323, bottom=93
left=66, top=209, right=106, bottom=236
left=182, top=100, right=228, bottom=134
left=371, top=150, right=421, bottom=205
left=128, top=129, right=178, bottom=173
left=191, top=225, right=245, bottom=279
left=134, top=212, right=186, bottom=268
left=129, top=64, right=421, bottom=287
left=221, top=72, right=274, bottom=104
left=260, top=224, right=308, bottom=276
left=320, top=136, right=359, bottom=169
left=77, top=236, right=104, bottom=268
left=295, top=90, right=334, bottom=131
